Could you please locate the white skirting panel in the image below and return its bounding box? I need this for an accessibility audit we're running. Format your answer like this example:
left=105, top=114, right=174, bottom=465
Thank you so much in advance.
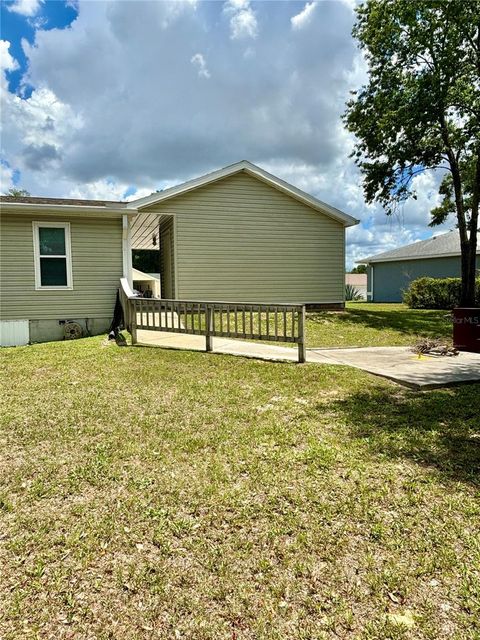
left=0, top=320, right=30, bottom=347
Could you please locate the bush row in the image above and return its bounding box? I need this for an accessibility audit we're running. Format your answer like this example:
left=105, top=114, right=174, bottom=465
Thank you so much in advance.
left=403, top=277, right=480, bottom=309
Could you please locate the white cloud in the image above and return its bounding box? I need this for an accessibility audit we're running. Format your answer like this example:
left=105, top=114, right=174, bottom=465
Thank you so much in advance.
left=343, top=52, right=368, bottom=92
left=0, top=40, right=19, bottom=84
left=68, top=179, right=153, bottom=202
left=0, top=163, right=15, bottom=193
left=227, top=0, right=249, bottom=7
left=157, top=0, right=198, bottom=29
left=344, top=169, right=454, bottom=269
left=190, top=53, right=210, bottom=79
left=0, top=42, right=83, bottom=193
left=124, top=187, right=155, bottom=202
left=1, top=1, right=455, bottom=268
left=1, top=83, right=83, bottom=158
left=6, top=0, right=42, bottom=17
left=12, top=0, right=357, bottom=189
left=291, top=2, right=317, bottom=30
left=224, top=0, right=258, bottom=39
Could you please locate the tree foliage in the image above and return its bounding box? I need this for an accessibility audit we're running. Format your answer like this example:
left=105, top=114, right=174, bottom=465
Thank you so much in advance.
left=132, top=250, right=160, bottom=274
left=7, top=188, right=31, bottom=197
left=350, top=264, right=367, bottom=274
left=345, top=0, right=480, bottom=306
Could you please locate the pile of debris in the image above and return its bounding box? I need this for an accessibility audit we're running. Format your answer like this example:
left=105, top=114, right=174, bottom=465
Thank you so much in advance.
left=411, top=338, right=459, bottom=357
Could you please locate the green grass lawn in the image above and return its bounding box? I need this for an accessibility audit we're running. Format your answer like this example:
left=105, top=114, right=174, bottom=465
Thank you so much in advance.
left=1, top=316, right=479, bottom=638
left=305, top=303, right=453, bottom=348
left=183, top=302, right=452, bottom=349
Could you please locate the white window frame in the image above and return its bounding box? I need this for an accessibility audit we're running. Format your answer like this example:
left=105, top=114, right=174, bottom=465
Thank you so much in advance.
left=33, top=221, right=73, bottom=290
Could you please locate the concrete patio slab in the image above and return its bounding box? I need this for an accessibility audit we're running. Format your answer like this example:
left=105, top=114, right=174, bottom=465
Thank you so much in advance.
left=136, top=330, right=480, bottom=389
left=309, top=346, right=480, bottom=390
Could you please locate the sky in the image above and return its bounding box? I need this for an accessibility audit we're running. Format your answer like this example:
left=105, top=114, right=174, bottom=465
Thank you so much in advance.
left=0, top=0, right=456, bottom=268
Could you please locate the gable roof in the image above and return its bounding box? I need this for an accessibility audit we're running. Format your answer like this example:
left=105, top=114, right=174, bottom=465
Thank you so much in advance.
left=0, top=161, right=358, bottom=227
left=128, top=160, right=359, bottom=227
left=132, top=268, right=159, bottom=281
left=358, top=230, right=480, bottom=264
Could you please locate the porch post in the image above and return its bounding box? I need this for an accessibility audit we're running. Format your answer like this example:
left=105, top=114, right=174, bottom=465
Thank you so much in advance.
left=122, top=214, right=133, bottom=289
left=131, top=299, right=138, bottom=345
left=205, top=304, right=213, bottom=352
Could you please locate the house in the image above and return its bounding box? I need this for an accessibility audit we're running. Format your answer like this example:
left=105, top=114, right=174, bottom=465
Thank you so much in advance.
left=0, top=160, right=358, bottom=346
left=345, top=273, right=367, bottom=299
left=358, top=230, right=479, bottom=302
left=0, top=195, right=128, bottom=346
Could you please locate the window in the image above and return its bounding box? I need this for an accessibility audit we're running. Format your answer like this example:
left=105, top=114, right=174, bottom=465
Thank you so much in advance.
left=33, top=222, right=73, bottom=289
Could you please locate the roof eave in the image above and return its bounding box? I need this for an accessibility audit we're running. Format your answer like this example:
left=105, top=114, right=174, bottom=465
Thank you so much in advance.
left=241, top=164, right=359, bottom=227
left=356, top=250, right=470, bottom=265
left=0, top=202, right=137, bottom=216
left=128, top=160, right=359, bottom=227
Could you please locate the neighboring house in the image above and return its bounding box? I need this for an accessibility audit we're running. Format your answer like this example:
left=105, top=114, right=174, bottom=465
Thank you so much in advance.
left=345, top=273, right=367, bottom=299
left=358, top=230, right=479, bottom=302
left=0, top=160, right=358, bottom=346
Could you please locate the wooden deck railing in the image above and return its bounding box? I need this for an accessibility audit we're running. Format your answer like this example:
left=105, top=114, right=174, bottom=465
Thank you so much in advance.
left=118, top=278, right=306, bottom=362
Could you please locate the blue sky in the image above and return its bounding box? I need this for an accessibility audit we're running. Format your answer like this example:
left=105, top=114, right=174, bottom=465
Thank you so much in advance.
left=0, top=0, right=453, bottom=267
left=1, top=0, right=77, bottom=94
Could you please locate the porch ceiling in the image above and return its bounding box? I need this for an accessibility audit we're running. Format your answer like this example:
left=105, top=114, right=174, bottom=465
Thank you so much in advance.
left=131, top=212, right=162, bottom=249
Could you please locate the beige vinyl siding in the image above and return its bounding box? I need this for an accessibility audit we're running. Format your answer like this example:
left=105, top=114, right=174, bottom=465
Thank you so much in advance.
left=142, top=172, right=345, bottom=303
left=0, top=213, right=123, bottom=320
left=159, top=215, right=175, bottom=298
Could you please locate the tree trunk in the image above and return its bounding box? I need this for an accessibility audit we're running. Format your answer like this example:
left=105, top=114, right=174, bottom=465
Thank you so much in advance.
left=460, top=241, right=474, bottom=306
left=462, top=153, right=480, bottom=307
left=448, top=148, right=477, bottom=307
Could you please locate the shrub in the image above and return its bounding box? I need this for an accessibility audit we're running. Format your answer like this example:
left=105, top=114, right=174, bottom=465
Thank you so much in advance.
left=345, top=284, right=363, bottom=301
left=403, top=277, right=480, bottom=309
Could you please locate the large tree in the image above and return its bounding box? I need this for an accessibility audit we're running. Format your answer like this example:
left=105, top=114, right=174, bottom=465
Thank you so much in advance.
left=345, top=0, right=480, bottom=306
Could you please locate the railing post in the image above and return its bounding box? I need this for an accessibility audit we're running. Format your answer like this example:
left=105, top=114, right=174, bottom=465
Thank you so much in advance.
left=297, top=305, right=306, bottom=363
left=205, top=304, right=213, bottom=352
left=127, top=296, right=132, bottom=333
left=131, top=299, right=138, bottom=345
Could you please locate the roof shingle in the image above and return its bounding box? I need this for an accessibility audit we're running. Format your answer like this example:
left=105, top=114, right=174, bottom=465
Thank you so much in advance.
left=358, top=230, right=479, bottom=264
left=0, top=195, right=126, bottom=207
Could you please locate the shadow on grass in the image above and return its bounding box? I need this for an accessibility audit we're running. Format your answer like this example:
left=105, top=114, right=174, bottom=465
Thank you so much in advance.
left=329, top=384, right=480, bottom=486
left=309, top=306, right=453, bottom=340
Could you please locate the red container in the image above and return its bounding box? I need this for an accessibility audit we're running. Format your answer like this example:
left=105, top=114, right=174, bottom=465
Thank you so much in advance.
left=453, top=307, right=480, bottom=353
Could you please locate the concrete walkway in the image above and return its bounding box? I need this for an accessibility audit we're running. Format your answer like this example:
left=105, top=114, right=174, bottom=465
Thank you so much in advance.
left=137, top=330, right=480, bottom=390
left=309, top=346, right=480, bottom=390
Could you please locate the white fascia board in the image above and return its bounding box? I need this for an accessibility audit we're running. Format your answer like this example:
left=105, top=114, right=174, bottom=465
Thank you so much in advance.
left=127, top=160, right=255, bottom=209
left=244, top=164, right=359, bottom=227
left=1, top=202, right=137, bottom=217
left=128, top=160, right=359, bottom=228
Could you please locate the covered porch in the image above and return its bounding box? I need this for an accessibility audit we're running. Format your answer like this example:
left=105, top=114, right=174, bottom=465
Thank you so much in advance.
left=130, top=212, right=175, bottom=299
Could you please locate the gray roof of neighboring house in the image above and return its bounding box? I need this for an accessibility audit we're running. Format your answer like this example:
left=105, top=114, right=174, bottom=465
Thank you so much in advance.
left=358, top=230, right=479, bottom=264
